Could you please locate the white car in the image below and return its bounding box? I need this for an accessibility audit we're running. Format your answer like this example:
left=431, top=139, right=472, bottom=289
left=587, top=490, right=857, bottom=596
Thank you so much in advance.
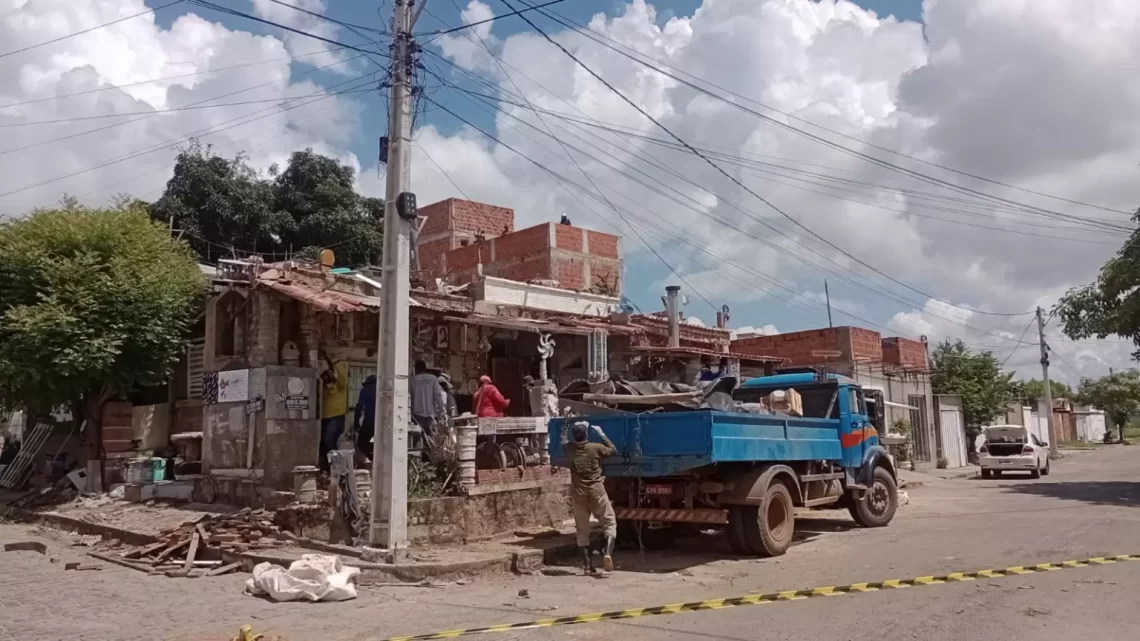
left=978, top=425, right=1050, bottom=479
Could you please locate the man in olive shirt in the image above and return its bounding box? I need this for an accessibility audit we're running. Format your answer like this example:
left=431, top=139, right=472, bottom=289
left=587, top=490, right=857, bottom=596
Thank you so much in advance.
left=562, top=421, right=618, bottom=573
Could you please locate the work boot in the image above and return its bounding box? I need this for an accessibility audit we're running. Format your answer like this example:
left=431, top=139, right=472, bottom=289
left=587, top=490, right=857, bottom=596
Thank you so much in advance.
left=602, top=535, right=615, bottom=573
left=579, top=546, right=594, bottom=574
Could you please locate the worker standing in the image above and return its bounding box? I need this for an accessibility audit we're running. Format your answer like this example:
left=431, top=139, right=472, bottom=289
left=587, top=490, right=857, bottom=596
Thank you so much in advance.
left=562, top=421, right=617, bottom=574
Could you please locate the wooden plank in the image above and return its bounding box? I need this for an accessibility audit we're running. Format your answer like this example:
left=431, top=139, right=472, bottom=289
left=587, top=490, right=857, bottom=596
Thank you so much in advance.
left=182, top=532, right=200, bottom=573
left=122, top=541, right=167, bottom=559
left=153, top=539, right=188, bottom=562
left=88, top=551, right=153, bottom=573
left=195, top=523, right=211, bottom=545
left=205, top=561, right=242, bottom=576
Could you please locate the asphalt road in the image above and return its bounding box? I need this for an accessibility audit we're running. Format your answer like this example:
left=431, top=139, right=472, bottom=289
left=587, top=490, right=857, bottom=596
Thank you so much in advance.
left=2, top=446, right=1138, bottom=641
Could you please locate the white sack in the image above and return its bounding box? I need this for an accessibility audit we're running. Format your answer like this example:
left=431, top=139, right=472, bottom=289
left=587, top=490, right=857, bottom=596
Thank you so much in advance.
left=245, top=554, right=360, bottom=602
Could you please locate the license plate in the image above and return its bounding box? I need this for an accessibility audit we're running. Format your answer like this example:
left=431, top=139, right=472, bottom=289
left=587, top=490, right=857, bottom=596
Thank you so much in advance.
left=643, top=484, right=673, bottom=496
left=1000, top=459, right=1012, bottom=464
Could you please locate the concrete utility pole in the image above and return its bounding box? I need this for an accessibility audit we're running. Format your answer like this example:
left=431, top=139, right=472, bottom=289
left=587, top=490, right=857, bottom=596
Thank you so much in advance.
left=370, top=0, right=420, bottom=552
left=824, top=280, right=833, bottom=328
left=1036, top=306, right=1059, bottom=456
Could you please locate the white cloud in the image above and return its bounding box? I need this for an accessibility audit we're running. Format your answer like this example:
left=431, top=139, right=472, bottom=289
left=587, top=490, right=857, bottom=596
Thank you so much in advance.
left=390, top=0, right=1138, bottom=378
left=250, top=0, right=358, bottom=72
left=436, top=1, right=499, bottom=72
left=0, top=0, right=363, bottom=215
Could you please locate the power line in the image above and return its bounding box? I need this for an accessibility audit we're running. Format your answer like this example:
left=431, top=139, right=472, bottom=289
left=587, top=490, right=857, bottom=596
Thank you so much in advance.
left=419, top=0, right=569, bottom=36
left=424, top=57, right=1035, bottom=342
left=414, top=142, right=471, bottom=200
left=0, top=53, right=365, bottom=157
left=532, top=3, right=1133, bottom=220
left=499, top=0, right=1039, bottom=318
left=1001, top=318, right=1037, bottom=367
left=0, top=46, right=348, bottom=110
left=528, top=3, right=1132, bottom=233
left=0, top=74, right=374, bottom=200
left=0, top=89, right=374, bottom=127
left=187, top=0, right=390, bottom=60
left=0, top=1, right=184, bottom=60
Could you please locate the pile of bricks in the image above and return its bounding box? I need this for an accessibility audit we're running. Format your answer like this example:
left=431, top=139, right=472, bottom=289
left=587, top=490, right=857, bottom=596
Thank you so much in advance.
left=99, top=508, right=286, bottom=578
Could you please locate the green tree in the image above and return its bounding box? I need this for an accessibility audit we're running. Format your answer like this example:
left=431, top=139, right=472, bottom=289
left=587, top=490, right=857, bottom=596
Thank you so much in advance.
left=150, top=141, right=287, bottom=262
left=1056, top=209, right=1140, bottom=355
left=0, top=201, right=204, bottom=462
left=1074, top=370, right=1140, bottom=443
left=151, top=144, right=383, bottom=267
left=271, top=149, right=385, bottom=266
left=931, top=340, right=1015, bottom=438
left=1011, top=378, right=1073, bottom=405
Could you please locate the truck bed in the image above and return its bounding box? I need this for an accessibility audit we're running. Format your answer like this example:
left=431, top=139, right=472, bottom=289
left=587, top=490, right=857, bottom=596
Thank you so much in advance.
left=549, top=410, right=844, bottom=477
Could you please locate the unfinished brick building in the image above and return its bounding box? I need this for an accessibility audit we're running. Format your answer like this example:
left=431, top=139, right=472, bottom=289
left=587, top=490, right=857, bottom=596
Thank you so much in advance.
left=416, top=198, right=621, bottom=294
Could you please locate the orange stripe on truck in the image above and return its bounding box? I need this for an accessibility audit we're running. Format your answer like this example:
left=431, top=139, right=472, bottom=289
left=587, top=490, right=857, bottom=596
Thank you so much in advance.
left=840, top=427, right=878, bottom=449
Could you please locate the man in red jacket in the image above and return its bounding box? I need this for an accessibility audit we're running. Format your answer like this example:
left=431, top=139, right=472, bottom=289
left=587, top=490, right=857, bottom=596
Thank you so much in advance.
left=473, top=375, right=510, bottom=417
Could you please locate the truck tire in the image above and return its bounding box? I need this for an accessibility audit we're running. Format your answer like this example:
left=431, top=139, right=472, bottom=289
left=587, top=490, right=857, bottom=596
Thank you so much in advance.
left=725, top=507, right=752, bottom=555
left=742, top=481, right=795, bottom=557
left=848, top=466, right=898, bottom=528
left=981, top=469, right=992, bottom=479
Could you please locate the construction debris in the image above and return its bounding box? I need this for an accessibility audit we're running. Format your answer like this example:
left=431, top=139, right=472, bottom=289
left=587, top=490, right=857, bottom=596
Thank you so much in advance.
left=98, top=508, right=286, bottom=577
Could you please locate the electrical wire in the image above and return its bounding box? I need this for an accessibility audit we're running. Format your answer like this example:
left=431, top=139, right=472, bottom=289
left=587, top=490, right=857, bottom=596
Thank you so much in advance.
left=531, top=2, right=1134, bottom=220
left=0, top=1, right=184, bottom=60
left=0, top=53, right=364, bottom=157
left=0, top=73, right=374, bottom=200
left=418, top=0, right=569, bottom=36
left=414, top=142, right=471, bottom=200
left=1001, top=318, right=1037, bottom=367
left=186, top=0, right=389, bottom=59
left=499, top=1, right=1042, bottom=318
left=0, top=46, right=349, bottom=110
left=426, top=61, right=1035, bottom=344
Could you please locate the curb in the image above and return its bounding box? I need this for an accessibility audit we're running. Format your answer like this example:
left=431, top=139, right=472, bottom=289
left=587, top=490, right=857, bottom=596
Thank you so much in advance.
left=0, top=506, right=161, bottom=546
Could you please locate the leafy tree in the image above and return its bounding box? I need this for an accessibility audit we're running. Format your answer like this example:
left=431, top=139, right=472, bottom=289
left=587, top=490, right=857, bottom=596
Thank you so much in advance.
left=0, top=201, right=204, bottom=463
left=1010, top=378, right=1073, bottom=405
left=1074, top=370, right=1140, bottom=443
left=1056, top=210, right=1140, bottom=356
left=931, top=340, right=1015, bottom=438
left=150, top=141, right=287, bottom=262
left=150, top=144, right=383, bottom=266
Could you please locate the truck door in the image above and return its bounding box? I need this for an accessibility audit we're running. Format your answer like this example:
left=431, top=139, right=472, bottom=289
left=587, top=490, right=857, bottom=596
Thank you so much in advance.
left=839, top=385, right=874, bottom=468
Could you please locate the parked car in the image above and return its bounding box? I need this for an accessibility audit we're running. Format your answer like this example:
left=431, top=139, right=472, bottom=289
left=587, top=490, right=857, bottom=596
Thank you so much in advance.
left=978, top=425, right=1049, bottom=479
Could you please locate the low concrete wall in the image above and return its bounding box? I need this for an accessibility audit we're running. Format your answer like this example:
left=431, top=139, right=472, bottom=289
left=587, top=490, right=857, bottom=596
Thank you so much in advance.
left=409, top=480, right=571, bottom=544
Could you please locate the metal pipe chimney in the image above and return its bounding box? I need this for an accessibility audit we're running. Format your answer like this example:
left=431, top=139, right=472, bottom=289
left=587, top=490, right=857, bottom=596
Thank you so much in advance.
left=665, top=285, right=681, bottom=348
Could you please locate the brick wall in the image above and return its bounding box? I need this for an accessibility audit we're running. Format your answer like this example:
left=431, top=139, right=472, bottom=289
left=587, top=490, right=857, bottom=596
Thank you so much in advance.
left=732, top=328, right=844, bottom=364
left=587, top=230, right=619, bottom=259
left=418, top=237, right=453, bottom=273
left=847, top=327, right=883, bottom=362
left=555, top=224, right=583, bottom=252
left=881, top=336, right=927, bottom=369
left=732, top=326, right=887, bottom=365
left=492, top=224, right=553, bottom=262
left=419, top=198, right=516, bottom=236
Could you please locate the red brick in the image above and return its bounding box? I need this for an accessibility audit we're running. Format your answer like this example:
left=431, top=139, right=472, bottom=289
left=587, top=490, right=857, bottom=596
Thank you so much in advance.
left=882, top=336, right=926, bottom=369
left=555, top=224, right=583, bottom=252
left=587, top=230, right=619, bottom=259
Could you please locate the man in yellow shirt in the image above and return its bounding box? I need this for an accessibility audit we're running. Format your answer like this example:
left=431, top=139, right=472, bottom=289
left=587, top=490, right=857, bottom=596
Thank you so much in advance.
left=320, top=353, right=348, bottom=473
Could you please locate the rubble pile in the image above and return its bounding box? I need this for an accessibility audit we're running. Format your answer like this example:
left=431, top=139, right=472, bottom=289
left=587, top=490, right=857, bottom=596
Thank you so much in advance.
left=104, top=508, right=287, bottom=577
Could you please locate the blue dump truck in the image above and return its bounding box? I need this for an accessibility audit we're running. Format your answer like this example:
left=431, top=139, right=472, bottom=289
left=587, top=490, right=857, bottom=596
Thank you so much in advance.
left=550, top=370, right=898, bottom=557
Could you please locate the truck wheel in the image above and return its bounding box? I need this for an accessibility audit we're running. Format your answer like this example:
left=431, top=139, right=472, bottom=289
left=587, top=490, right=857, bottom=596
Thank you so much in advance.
left=725, top=507, right=752, bottom=555
left=848, top=466, right=897, bottom=528
left=981, top=469, right=992, bottom=479
left=742, top=481, right=795, bottom=557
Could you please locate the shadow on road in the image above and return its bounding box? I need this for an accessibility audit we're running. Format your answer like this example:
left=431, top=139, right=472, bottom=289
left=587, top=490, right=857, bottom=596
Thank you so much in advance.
left=1002, top=481, right=1140, bottom=508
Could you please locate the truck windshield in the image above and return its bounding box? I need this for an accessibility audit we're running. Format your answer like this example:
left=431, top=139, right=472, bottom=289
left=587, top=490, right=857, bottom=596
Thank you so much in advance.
left=732, top=384, right=839, bottom=419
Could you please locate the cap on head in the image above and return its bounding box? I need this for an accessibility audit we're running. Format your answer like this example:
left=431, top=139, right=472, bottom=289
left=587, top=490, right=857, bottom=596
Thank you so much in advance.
left=571, top=421, right=589, bottom=443
left=479, top=375, right=492, bottom=384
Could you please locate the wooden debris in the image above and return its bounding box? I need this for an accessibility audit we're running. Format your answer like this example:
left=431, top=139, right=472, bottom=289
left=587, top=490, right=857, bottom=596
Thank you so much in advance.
left=183, top=531, right=200, bottom=573
left=88, top=551, right=153, bottom=573
left=206, top=561, right=242, bottom=576
left=90, top=511, right=287, bottom=578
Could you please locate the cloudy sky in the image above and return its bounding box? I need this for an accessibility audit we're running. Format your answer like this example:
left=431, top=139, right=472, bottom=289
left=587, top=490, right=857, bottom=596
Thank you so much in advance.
left=2, top=0, right=1138, bottom=384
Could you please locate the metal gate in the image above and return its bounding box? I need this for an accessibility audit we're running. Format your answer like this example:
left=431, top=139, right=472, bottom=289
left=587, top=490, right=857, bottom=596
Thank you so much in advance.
left=936, top=395, right=968, bottom=468
left=908, top=394, right=932, bottom=463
